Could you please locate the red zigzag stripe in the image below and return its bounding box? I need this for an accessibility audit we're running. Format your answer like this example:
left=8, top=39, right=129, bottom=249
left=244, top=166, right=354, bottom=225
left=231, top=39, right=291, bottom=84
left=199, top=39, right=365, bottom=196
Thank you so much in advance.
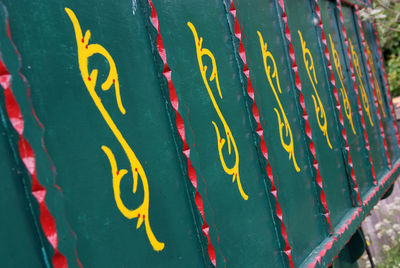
left=354, top=6, right=391, bottom=169
left=277, top=0, right=333, bottom=234
left=228, top=1, right=294, bottom=267
left=314, top=0, right=361, bottom=205
left=147, top=1, right=217, bottom=266
left=0, top=20, right=69, bottom=268
left=336, top=0, right=377, bottom=183
left=368, top=7, right=400, bottom=147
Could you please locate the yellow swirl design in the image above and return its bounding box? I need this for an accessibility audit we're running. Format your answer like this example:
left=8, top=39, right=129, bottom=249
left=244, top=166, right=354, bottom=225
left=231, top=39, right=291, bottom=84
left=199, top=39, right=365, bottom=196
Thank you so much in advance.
left=187, top=22, right=248, bottom=200
left=365, top=43, right=386, bottom=118
left=257, top=31, right=300, bottom=172
left=298, top=31, right=332, bottom=149
left=349, top=38, right=374, bottom=127
left=65, top=8, right=164, bottom=251
left=328, top=34, right=356, bottom=135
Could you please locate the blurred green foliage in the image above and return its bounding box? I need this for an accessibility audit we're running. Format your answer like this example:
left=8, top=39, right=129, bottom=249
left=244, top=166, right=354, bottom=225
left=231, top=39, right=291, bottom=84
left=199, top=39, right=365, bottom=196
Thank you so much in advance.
left=378, top=243, right=400, bottom=268
left=360, top=0, right=400, bottom=97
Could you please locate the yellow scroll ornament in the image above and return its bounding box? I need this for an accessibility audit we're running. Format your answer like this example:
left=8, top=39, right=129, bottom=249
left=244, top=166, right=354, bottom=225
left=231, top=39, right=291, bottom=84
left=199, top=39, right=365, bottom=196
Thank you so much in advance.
left=187, top=22, right=248, bottom=200
left=257, top=31, right=300, bottom=172
left=65, top=8, right=164, bottom=251
left=328, top=34, right=356, bottom=135
left=366, top=43, right=386, bottom=118
left=349, top=38, right=374, bottom=127
left=298, top=31, right=332, bottom=149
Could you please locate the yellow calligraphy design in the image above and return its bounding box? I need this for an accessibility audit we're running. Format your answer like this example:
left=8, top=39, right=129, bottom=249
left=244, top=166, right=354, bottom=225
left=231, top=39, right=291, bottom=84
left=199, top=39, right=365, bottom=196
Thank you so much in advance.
left=366, top=43, right=386, bottom=118
left=298, top=31, right=332, bottom=149
left=257, top=31, right=300, bottom=172
left=349, top=38, right=374, bottom=127
left=65, top=8, right=164, bottom=251
left=328, top=34, right=356, bottom=135
left=187, top=22, right=248, bottom=200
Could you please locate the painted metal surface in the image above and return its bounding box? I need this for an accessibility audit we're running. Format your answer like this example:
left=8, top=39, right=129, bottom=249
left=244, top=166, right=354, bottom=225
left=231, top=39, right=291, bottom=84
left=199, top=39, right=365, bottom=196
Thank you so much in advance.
left=1, top=1, right=212, bottom=267
left=340, top=4, right=390, bottom=180
left=282, top=0, right=356, bottom=234
left=150, top=1, right=288, bottom=266
left=232, top=0, right=330, bottom=266
left=318, top=0, right=375, bottom=200
left=0, top=81, right=49, bottom=268
left=0, top=0, right=399, bottom=267
left=361, top=20, right=400, bottom=164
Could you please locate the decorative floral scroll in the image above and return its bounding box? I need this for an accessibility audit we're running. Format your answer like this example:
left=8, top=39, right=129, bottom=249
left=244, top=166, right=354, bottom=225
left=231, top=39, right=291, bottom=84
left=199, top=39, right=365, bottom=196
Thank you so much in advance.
left=187, top=22, right=248, bottom=200
left=298, top=30, right=332, bottom=149
left=65, top=8, right=164, bottom=251
left=365, top=43, right=386, bottom=118
left=349, top=38, right=374, bottom=127
left=257, top=31, right=300, bottom=172
left=328, top=34, right=356, bottom=135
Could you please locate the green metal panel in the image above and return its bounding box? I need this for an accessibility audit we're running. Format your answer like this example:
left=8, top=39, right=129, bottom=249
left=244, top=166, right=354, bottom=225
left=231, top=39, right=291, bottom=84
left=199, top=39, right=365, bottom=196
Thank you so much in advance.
left=361, top=20, right=400, bottom=164
left=230, top=0, right=332, bottom=266
left=318, top=0, right=375, bottom=197
left=0, top=86, right=48, bottom=268
left=1, top=1, right=211, bottom=267
left=0, top=0, right=399, bottom=267
left=283, top=0, right=356, bottom=223
left=149, top=0, right=287, bottom=266
left=341, top=4, right=389, bottom=180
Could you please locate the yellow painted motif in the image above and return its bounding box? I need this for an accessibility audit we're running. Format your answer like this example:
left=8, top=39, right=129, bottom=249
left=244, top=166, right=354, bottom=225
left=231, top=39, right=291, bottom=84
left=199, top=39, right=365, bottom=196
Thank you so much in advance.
left=349, top=38, right=374, bottom=127
left=366, top=43, right=386, bottom=118
left=65, top=8, right=164, bottom=251
left=328, top=34, right=356, bottom=135
left=298, top=31, right=332, bottom=149
left=257, top=31, right=300, bottom=172
left=187, top=22, right=248, bottom=200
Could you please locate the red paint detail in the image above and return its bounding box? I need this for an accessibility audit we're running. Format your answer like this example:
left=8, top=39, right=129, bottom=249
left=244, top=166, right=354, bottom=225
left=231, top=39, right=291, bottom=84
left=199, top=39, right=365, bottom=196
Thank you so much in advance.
left=370, top=18, right=400, bottom=147
left=315, top=0, right=362, bottom=205
left=354, top=6, right=391, bottom=170
left=335, top=0, right=377, bottom=184
left=88, top=76, right=91, bottom=81
left=1, top=19, right=73, bottom=267
left=1, top=75, right=24, bottom=134
left=0, top=59, right=7, bottom=74
left=278, top=0, right=332, bottom=237
left=147, top=1, right=217, bottom=266
left=231, top=1, right=294, bottom=266
left=308, top=160, right=400, bottom=266
left=81, top=38, right=84, bottom=43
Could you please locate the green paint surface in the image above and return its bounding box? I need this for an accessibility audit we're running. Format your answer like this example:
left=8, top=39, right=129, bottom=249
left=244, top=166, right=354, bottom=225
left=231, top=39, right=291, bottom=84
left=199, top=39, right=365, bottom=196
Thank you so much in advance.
left=341, top=4, right=389, bottom=180
left=283, top=0, right=355, bottom=228
left=2, top=1, right=210, bottom=266
left=0, top=1, right=398, bottom=267
left=0, top=87, right=47, bottom=267
left=151, top=0, right=287, bottom=266
left=362, top=20, right=400, bottom=165
left=232, top=0, right=331, bottom=265
left=318, top=0, right=375, bottom=198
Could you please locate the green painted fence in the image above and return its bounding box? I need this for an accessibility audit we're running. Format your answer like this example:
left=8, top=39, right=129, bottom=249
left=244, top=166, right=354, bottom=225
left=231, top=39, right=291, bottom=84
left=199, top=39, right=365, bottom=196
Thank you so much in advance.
left=1, top=0, right=399, bottom=267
